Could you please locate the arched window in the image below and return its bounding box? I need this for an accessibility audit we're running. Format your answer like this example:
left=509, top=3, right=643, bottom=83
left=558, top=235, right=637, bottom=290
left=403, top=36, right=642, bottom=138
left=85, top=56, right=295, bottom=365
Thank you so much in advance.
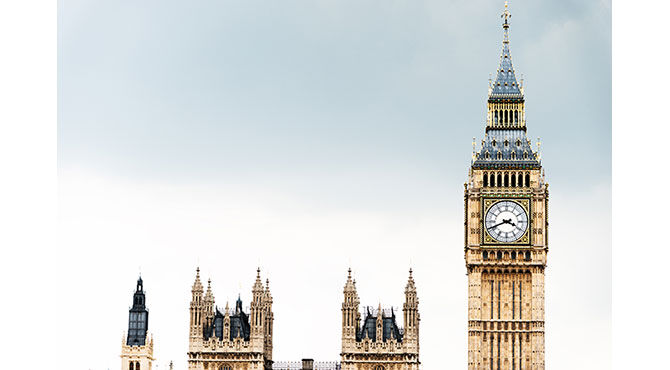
left=504, top=140, right=509, bottom=147
left=523, top=151, right=528, bottom=159
left=492, top=139, right=497, bottom=147
left=485, top=151, right=490, bottom=159
left=511, top=173, right=516, bottom=187
left=374, top=366, right=386, bottom=370
left=516, top=139, right=521, bottom=147
left=525, top=251, right=531, bottom=261
left=129, top=363, right=134, bottom=370
left=220, top=365, right=232, bottom=370
left=515, top=110, right=519, bottom=124
left=497, top=173, right=502, bottom=186
left=497, top=251, right=502, bottom=260
left=483, top=173, right=489, bottom=187
left=511, top=151, right=516, bottom=160
left=505, top=110, right=508, bottom=124
left=504, top=173, right=509, bottom=187
left=490, top=173, right=495, bottom=186
left=497, top=152, right=502, bottom=160
left=483, top=251, right=488, bottom=260
left=511, top=251, right=517, bottom=260
left=494, top=111, right=498, bottom=124
left=136, top=362, right=140, bottom=370
left=525, top=173, right=531, bottom=187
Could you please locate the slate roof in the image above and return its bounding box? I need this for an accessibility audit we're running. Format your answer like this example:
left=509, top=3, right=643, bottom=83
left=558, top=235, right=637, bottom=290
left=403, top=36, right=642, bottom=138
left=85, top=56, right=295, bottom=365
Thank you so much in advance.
left=207, top=296, right=251, bottom=341
left=356, top=307, right=403, bottom=343
left=127, top=277, right=149, bottom=346
left=489, top=8, right=523, bottom=100
left=472, top=130, right=540, bottom=169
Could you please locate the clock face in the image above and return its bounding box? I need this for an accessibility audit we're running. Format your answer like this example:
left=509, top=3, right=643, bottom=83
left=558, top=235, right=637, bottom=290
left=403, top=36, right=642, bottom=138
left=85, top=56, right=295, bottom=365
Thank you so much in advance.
left=485, top=200, right=529, bottom=243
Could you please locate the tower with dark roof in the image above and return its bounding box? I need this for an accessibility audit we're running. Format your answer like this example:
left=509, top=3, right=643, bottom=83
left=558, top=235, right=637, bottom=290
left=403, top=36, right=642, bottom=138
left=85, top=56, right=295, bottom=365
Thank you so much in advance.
left=340, top=269, right=420, bottom=370
left=121, top=277, right=154, bottom=370
left=188, top=268, right=273, bottom=370
left=464, top=2, right=548, bottom=369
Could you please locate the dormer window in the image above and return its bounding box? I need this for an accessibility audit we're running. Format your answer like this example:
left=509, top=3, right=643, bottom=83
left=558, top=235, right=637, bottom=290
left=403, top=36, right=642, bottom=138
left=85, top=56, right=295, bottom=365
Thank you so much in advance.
left=492, top=139, right=497, bottom=147
left=516, top=139, right=521, bottom=147
left=485, top=151, right=490, bottom=159
left=523, top=151, right=528, bottom=159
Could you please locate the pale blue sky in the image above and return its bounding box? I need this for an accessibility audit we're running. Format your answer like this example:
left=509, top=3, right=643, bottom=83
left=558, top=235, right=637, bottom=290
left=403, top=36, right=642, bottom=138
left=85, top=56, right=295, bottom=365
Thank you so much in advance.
left=59, top=0, right=610, bottom=197
left=58, top=1, right=611, bottom=368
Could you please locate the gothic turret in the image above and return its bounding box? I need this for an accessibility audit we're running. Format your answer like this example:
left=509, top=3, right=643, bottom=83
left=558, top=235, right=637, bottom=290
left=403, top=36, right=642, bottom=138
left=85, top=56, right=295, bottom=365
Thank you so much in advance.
left=403, top=269, right=420, bottom=352
left=189, top=267, right=204, bottom=344
left=121, top=277, right=154, bottom=370
left=341, top=268, right=360, bottom=346
left=340, top=269, right=420, bottom=370
left=127, top=277, right=149, bottom=346
left=188, top=268, right=273, bottom=370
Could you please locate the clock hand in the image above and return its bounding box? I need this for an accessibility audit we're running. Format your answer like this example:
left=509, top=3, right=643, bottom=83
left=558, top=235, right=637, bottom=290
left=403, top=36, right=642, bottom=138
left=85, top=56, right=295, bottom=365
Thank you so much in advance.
left=487, top=221, right=507, bottom=230
left=487, top=219, right=515, bottom=230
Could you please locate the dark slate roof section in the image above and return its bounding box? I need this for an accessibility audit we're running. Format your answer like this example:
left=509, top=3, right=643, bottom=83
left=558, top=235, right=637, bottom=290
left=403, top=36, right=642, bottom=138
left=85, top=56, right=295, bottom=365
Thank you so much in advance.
left=127, top=277, right=149, bottom=346
left=490, top=6, right=523, bottom=100
left=356, top=308, right=403, bottom=343
left=472, top=129, right=540, bottom=169
left=207, top=297, right=251, bottom=342
left=490, top=42, right=521, bottom=97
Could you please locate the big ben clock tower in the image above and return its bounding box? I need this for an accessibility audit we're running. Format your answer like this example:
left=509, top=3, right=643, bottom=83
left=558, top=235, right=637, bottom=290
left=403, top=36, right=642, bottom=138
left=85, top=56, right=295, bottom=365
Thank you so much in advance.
left=465, top=3, right=548, bottom=369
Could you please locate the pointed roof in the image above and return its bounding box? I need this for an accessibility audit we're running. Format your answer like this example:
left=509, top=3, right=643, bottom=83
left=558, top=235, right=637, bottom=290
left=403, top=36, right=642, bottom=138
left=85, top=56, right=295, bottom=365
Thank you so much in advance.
left=490, top=1, right=522, bottom=99
left=473, top=130, right=540, bottom=169
left=192, top=267, right=203, bottom=293
left=343, top=268, right=357, bottom=294
left=405, top=268, right=416, bottom=294
left=252, top=267, right=264, bottom=292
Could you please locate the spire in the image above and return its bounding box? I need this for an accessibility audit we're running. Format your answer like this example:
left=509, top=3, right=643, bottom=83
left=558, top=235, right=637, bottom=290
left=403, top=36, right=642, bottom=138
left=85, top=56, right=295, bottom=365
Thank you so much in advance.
left=490, top=1, right=522, bottom=98
left=136, top=276, right=144, bottom=293
left=192, top=267, right=203, bottom=293
left=343, top=268, right=357, bottom=294
left=253, top=267, right=263, bottom=291
left=405, top=268, right=416, bottom=294
left=205, top=278, right=213, bottom=299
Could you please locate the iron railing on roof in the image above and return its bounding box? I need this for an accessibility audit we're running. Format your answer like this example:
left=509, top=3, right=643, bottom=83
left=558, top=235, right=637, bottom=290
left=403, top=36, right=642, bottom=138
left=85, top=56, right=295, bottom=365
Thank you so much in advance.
left=272, top=361, right=341, bottom=370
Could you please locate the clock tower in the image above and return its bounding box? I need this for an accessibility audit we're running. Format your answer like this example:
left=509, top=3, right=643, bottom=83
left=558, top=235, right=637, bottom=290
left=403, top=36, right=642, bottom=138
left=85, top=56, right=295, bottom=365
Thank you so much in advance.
left=465, top=3, right=548, bottom=369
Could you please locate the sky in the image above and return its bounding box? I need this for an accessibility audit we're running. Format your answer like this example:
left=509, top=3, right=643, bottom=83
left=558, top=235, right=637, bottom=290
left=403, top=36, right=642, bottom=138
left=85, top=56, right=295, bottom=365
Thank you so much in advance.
left=56, top=0, right=611, bottom=369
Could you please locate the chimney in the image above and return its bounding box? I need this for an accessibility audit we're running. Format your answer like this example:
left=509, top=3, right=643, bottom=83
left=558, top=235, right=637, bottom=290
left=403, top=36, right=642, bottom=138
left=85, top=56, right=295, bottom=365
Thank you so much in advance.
left=301, top=359, right=314, bottom=370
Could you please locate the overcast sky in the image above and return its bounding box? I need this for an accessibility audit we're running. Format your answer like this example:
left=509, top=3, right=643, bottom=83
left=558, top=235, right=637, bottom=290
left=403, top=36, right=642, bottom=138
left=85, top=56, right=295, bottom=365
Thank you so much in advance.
left=57, top=0, right=611, bottom=368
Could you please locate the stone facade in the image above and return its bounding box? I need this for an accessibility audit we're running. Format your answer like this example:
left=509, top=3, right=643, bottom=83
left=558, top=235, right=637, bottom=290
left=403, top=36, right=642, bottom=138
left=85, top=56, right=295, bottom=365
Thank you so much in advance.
left=121, top=335, right=155, bottom=370
left=188, top=268, right=274, bottom=370
left=340, top=269, right=419, bottom=370
left=465, top=3, right=548, bottom=369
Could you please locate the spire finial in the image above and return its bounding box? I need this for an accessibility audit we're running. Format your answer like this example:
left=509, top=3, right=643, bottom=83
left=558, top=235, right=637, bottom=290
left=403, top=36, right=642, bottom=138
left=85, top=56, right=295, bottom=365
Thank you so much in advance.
left=502, top=1, right=511, bottom=25
left=501, top=1, right=512, bottom=44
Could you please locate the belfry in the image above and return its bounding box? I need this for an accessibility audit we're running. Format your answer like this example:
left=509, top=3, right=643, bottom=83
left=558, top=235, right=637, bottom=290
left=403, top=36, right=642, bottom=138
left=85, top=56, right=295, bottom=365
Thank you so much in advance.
left=464, top=2, right=548, bottom=369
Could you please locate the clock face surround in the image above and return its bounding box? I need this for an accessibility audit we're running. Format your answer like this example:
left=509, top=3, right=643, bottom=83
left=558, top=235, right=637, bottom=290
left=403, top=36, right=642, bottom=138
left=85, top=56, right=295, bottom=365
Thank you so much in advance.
left=484, top=199, right=529, bottom=243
